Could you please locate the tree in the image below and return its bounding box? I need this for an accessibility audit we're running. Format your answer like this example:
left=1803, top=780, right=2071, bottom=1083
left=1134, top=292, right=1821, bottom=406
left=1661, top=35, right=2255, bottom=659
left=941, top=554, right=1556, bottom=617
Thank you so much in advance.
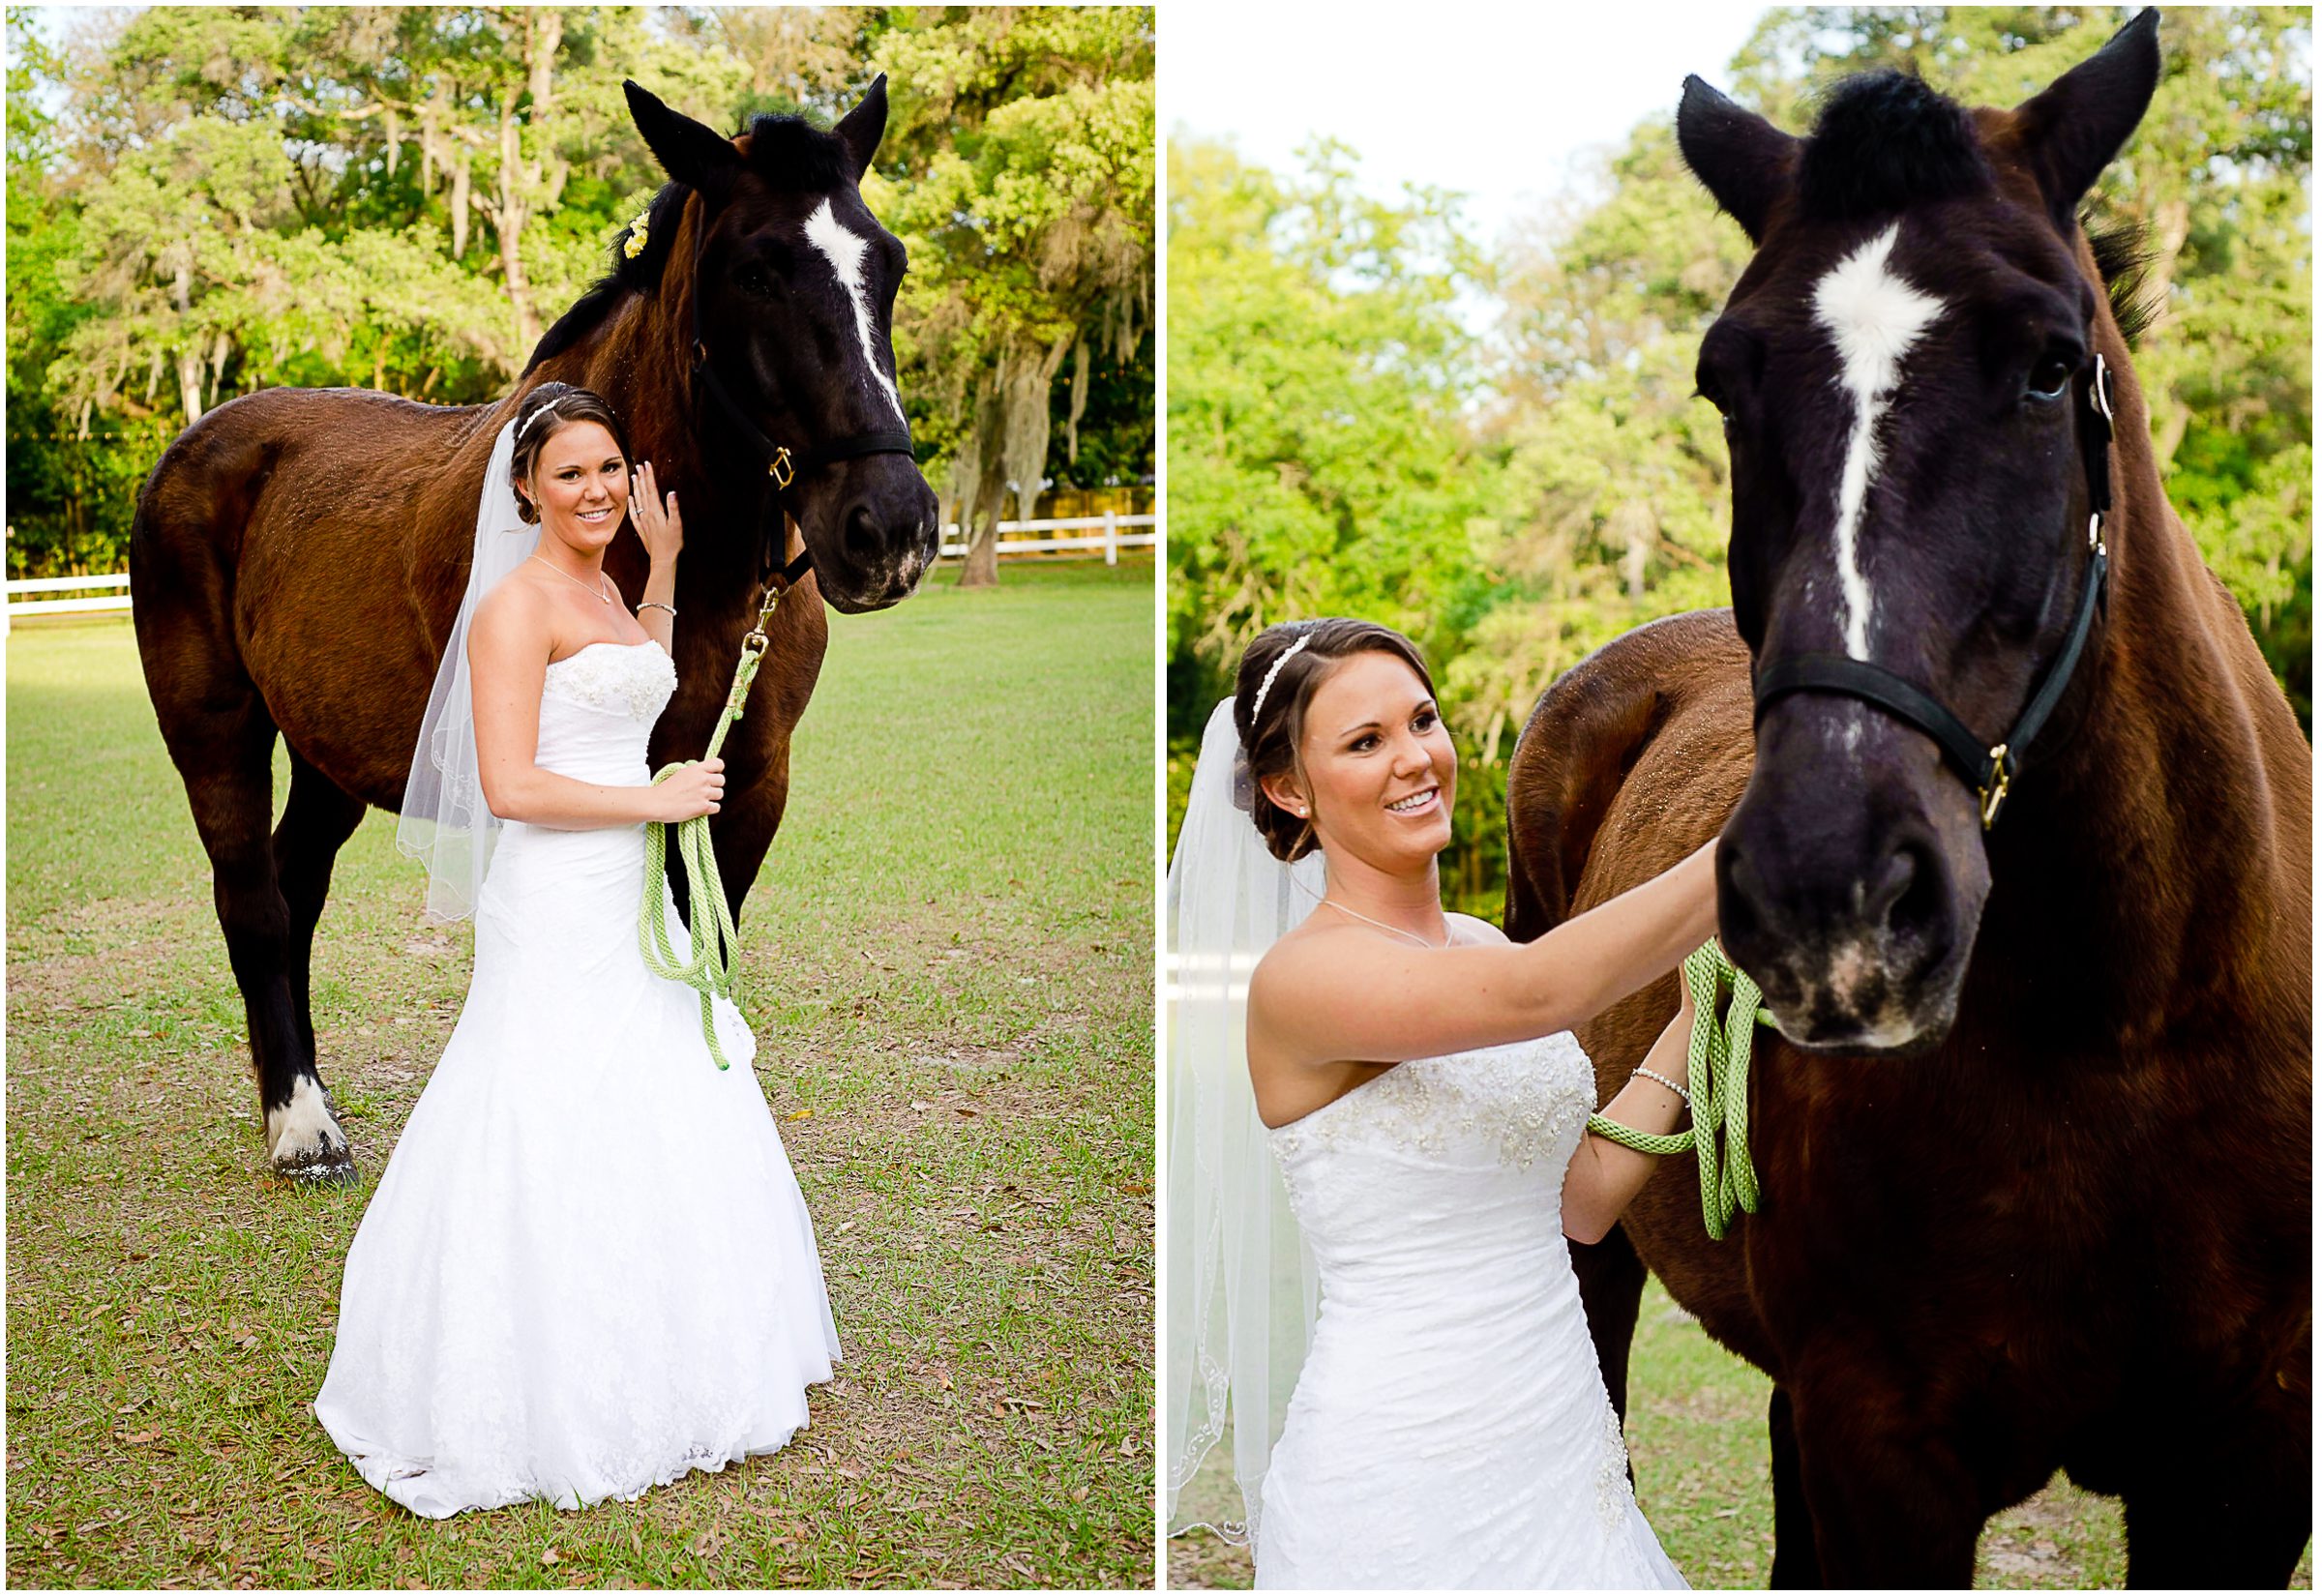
left=874, top=7, right=1155, bottom=587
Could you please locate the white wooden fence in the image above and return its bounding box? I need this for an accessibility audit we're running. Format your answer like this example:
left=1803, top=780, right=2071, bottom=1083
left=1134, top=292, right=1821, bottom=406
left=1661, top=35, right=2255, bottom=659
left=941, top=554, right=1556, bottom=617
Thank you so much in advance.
left=4, top=511, right=1155, bottom=627
left=938, top=510, right=1155, bottom=563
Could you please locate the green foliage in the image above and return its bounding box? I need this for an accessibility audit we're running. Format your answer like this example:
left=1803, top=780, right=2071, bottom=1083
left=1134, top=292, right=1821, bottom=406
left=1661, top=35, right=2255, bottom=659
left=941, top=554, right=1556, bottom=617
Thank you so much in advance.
left=871, top=8, right=1155, bottom=576
left=1168, top=8, right=2311, bottom=907
left=6, top=7, right=1154, bottom=578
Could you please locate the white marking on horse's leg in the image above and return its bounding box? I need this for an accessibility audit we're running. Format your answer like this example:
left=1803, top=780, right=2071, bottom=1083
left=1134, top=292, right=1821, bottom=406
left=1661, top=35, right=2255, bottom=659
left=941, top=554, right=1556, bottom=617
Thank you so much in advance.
left=1811, top=222, right=1945, bottom=661
left=802, top=198, right=907, bottom=427
left=267, top=1074, right=348, bottom=1167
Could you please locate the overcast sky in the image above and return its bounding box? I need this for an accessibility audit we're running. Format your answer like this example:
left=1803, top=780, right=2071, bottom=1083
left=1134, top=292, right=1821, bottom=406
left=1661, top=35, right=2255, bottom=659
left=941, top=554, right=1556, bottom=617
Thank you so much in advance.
left=1165, top=1, right=1771, bottom=249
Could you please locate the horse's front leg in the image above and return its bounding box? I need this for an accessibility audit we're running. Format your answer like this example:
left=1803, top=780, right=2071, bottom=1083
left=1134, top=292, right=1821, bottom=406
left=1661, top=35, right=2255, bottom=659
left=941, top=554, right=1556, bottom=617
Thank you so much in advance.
left=708, top=732, right=797, bottom=928
left=1787, top=1347, right=1985, bottom=1585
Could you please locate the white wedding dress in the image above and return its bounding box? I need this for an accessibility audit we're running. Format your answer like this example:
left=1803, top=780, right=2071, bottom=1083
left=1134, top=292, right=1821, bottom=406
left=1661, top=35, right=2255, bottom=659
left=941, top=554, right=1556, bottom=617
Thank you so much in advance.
left=316, top=640, right=840, bottom=1518
left=1254, top=1033, right=1686, bottom=1589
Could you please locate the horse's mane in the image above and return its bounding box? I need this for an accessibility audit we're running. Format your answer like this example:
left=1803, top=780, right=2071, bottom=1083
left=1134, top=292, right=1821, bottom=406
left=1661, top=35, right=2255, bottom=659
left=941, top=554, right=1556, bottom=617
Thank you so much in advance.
left=1799, top=69, right=1993, bottom=222
left=524, top=112, right=854, bottom=375
left=2084, top=210, right=2161, bottom=347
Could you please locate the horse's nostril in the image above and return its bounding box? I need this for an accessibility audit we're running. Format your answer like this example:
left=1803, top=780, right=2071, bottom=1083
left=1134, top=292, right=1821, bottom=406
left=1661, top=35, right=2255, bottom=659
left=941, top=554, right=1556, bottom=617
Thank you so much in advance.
left=1715, top=841, right=1768, bottom=961
left=841, top=505, right=882, bottom=569
left=1874, top=840, right=1945, bottom=945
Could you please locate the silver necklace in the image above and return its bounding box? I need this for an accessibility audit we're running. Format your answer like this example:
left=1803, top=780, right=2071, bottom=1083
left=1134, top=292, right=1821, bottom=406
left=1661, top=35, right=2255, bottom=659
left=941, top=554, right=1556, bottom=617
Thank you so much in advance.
left=1320, top=898, right=1449, bottom=950
left=530, top=552, right=611, bottom=605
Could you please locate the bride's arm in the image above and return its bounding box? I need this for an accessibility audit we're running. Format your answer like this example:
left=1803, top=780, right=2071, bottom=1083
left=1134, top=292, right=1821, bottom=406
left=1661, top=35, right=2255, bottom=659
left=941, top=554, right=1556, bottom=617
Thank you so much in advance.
left=1249, top=838, right=1718, bottom=1068
left=469, top=581, right=722, bottom=828
left=1562, top=999, right=1694, bottom=1244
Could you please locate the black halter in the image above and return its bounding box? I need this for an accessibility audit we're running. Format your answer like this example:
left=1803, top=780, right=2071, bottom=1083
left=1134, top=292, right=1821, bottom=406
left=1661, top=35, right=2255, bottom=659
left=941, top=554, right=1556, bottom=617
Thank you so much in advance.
left=1752, top=352, right=2116, bottom=831
left=685, top=202, right=916, bottom=592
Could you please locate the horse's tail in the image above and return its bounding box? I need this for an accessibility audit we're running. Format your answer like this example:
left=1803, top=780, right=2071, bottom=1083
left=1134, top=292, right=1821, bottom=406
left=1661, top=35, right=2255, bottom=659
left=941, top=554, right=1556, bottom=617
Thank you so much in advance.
left=1504, top=608, right=1748, bottom=941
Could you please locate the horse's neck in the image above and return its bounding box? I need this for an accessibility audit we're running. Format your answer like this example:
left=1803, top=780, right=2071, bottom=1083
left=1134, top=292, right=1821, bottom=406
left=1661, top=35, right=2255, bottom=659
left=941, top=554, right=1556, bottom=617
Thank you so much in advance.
left=1975, top=393, right=2304, bottom=1043
left=535, top=301, right=765, bottom=614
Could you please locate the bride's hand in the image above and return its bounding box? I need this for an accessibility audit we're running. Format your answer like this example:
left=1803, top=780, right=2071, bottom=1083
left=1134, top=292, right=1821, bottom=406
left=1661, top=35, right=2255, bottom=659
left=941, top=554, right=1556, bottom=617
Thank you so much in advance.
left=651, top=757, right=725, bottom=821
left=629, top=460, right=683, bottom=565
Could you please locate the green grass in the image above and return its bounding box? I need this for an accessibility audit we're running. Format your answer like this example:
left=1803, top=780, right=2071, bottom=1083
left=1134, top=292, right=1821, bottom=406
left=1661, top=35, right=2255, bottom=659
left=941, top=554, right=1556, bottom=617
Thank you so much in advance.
left=6, top=557, right=1156, bottom=1590
left=1170, top=1274, right=2311, bottom=1588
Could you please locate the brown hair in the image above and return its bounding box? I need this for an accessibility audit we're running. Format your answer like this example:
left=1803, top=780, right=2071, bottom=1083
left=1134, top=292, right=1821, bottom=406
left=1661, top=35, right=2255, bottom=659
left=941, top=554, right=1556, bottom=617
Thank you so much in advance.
left=510, top=382, right=632, bottom=523
left=1233, top=618, right=1439, bottom=863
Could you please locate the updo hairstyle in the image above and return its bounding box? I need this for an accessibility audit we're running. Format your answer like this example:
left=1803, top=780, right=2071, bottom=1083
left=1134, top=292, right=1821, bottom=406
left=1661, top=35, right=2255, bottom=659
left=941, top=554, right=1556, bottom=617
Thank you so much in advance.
left=1233, top=618, right=1439, bottom=863
left=509, top=382, right=633, bottom=524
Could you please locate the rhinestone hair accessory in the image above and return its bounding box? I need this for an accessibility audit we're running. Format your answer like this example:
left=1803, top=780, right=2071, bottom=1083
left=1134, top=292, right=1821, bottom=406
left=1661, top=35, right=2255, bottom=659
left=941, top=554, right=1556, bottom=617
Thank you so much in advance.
left=1250, top=633, right=1312, bottom=725
left=518, top=395, right=563, bottom=441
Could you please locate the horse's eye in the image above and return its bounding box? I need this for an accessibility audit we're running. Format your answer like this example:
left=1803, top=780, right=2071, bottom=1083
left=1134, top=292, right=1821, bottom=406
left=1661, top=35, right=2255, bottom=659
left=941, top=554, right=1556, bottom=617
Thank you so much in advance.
left=2026, top=354, right=2073, bottom=402
left=737, top=266, right=778, bottom=299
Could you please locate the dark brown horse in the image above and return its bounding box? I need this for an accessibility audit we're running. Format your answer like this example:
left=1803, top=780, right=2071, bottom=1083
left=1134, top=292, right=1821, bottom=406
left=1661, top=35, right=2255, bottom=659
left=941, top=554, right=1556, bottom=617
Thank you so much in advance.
left=1506, top=15, right=2310, bottom=1585
left=131, top=80, right=938, bottom=1183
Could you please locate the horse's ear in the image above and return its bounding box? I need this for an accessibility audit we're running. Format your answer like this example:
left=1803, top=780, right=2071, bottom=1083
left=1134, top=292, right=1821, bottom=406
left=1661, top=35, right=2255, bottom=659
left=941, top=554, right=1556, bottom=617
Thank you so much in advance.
left=831, top=74, right=888, bottom=181
left=2009, top=9, right=2161, bottom=223
left=1677, top=75, right=1799, bottom=244
left=624, top=79, right=740, bottom=203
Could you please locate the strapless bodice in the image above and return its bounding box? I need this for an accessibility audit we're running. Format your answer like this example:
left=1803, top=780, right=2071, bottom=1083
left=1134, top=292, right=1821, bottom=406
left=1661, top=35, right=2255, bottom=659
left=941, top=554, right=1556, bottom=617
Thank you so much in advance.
left=1266, top=1032, right=1597, bottom=1299
left=533, top=640, right=677, bottom=785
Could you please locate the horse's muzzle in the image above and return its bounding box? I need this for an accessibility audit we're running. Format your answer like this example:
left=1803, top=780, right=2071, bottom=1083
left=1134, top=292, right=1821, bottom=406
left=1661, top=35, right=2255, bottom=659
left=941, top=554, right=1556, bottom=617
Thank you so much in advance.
left=811, top=464, right=939, bottom=613
left=1718, top=703, right=1991, bottom=1055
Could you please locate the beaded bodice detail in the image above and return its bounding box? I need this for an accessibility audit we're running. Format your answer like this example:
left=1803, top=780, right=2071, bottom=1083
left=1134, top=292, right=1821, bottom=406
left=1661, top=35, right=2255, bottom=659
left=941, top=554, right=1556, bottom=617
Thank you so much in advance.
left=541, top=639, right=677, bottom=722
left=1268, top=1032, right=1596, bottom=1174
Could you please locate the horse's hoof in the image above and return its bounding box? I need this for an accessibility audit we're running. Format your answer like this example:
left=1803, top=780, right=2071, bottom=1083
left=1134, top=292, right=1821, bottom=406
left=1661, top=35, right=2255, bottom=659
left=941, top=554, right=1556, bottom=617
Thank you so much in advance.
left=278, top=1155, right=362, bottom=1189
left=266, top=1077, right=358, bottom=1187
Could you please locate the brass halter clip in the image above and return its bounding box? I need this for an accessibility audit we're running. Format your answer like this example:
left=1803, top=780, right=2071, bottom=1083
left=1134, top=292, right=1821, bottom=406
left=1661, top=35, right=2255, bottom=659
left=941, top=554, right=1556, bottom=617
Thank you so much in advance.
left=1979, top=744, right=2012, bottom=831
left=768, top=447, right=794, bottom=489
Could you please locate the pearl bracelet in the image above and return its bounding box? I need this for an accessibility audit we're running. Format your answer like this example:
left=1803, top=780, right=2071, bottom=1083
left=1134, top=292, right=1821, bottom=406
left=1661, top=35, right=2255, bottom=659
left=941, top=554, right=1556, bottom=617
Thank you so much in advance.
left=639, top=601, right=676, bottom=619
left=1633, top=1066, right=1689, bottom=1105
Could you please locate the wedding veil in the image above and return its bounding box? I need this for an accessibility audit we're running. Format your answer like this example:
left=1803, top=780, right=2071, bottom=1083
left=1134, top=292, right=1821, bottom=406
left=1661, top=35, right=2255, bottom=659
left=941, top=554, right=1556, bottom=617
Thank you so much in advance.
left=396, top=415, right=539, bottom=921
left=1164, top=698, right=1326, bottom=1544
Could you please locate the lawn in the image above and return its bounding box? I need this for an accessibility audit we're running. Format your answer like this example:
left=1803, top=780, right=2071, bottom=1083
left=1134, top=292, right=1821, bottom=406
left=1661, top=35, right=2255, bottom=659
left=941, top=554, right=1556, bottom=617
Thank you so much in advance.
left=6, top=558, right=1156, bottom=1590
left=1169, top=1272, right=2313, bottom=1589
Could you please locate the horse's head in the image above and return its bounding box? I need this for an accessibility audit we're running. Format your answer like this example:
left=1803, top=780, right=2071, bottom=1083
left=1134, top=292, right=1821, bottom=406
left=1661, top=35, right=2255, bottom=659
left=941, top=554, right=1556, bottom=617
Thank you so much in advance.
left=1679, top=13, right=2160, bottom=1052
left=626, top=78, right=939, bottom=613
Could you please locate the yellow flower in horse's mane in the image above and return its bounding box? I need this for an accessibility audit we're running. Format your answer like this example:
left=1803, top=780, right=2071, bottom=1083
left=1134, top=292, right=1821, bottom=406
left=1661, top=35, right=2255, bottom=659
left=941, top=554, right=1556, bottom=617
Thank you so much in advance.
left=623, top=211, right=650, bottom=260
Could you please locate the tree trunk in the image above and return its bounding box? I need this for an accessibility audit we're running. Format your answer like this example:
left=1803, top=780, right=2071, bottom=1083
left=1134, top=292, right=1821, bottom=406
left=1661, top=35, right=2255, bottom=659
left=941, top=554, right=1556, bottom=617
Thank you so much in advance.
left=957, top=450, right=1009, bottom=588
left=450, top=145, right=471, bottom=258
left=177, top=348, right=204, bottom=425
left=172, top=259, right=202, bottom=423
left=493, top=111, right=544, bottom=355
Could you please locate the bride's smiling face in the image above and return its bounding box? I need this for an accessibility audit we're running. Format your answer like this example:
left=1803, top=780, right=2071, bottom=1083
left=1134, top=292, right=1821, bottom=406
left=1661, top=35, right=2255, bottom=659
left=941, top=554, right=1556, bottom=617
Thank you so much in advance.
left=526, top=421, right=630, bottom=553
left=1267, top=650, right=1457, bottom=871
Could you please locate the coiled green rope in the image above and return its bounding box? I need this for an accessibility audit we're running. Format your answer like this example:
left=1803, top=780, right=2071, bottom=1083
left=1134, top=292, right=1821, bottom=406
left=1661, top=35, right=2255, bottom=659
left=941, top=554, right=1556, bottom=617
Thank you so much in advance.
left=1586, top=939, right=1776, bottom=1240
left=637, top=595, right=780, bottom=1071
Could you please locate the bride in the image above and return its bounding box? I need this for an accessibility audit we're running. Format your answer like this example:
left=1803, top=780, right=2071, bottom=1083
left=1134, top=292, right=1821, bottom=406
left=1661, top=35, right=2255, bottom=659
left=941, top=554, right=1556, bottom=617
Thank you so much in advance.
left=1167, top=616, right=1714, bottom=1588
left=315, top=382, right=840, bottom=1517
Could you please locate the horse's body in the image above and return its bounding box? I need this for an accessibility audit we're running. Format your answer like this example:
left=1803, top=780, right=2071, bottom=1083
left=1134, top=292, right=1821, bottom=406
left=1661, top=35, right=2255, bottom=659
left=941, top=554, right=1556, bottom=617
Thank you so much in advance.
left=1506, top=17, right=2309, bottom=1585
left=132, top=81, right=935, bottom=1182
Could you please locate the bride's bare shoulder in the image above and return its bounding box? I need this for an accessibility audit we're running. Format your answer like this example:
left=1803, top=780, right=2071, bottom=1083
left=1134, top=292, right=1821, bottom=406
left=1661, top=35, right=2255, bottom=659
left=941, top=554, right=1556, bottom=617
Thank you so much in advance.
left=1250, top=916, right=1365, bottom=996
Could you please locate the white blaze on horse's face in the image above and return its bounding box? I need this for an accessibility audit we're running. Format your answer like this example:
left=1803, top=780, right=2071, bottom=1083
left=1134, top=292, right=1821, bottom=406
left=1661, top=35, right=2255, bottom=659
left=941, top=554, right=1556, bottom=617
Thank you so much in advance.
left=1811, top=222, right=1947, bottom=663
left=802, top=198, right=907, bottom=428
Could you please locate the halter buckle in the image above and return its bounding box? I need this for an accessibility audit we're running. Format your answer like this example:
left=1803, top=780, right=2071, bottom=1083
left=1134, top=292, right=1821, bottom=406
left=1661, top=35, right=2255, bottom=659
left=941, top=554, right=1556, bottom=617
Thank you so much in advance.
left=2088, top=512, right=2104, bottom=552
left=768, top=447, right=794, bottom=489
left=2090, top=352, right=2115, bottom=424
left=1979, top=744, right=2012, bottom=831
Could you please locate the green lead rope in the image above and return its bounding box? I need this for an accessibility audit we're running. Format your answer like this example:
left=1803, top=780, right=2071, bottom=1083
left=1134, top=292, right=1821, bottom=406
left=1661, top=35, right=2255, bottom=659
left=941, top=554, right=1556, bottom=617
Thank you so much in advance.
left=637, top=594, right=781, bottom=1071
left=1586, top=939, right=1777, bottom=1240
